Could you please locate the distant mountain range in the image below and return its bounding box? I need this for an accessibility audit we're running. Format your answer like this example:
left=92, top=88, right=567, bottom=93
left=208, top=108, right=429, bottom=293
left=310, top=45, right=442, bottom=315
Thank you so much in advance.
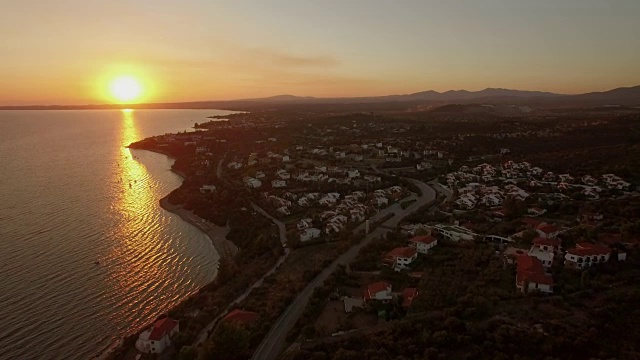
left=240, top=88, right=563, bottom=103
left=1, top=85, right=639, bottom=110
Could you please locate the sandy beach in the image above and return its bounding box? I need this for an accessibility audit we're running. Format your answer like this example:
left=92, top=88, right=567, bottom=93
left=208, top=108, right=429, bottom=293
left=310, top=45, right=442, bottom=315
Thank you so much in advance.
left=159, top=195, right=238, bottom=259
left=135, top=146, right=238, bottom=259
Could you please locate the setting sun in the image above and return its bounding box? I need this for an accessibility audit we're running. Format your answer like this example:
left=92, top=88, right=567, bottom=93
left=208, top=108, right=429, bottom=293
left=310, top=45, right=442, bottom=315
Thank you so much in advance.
left=109, top=76, right=142, bottom=103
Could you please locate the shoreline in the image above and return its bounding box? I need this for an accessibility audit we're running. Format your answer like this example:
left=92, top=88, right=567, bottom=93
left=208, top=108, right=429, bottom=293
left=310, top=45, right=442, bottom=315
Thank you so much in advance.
left=159, top=195, right=238, bottom=258
left=131, top=146, right=238, bottom=259
left=96, top=148, right=237, bottom=359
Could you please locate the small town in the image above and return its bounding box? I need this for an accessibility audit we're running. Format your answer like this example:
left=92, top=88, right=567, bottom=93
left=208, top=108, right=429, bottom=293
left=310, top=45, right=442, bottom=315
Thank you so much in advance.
left=113, top=106, right=640, bottom=360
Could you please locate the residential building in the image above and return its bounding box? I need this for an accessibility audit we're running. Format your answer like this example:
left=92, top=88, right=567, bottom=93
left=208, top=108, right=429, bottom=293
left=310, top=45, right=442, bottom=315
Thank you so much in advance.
left=300, top=227, right=321, bottom=242
left=297, top=218, right=312, bottom=231
left=565, top=243, right=611, bottom=269
left=135, top=318, right=180, bottom=354
left=409, top=235, right=437, bottom=254
left=516, top=255, right=553, bottom=294
left=432, top=224, right=477, bottom=242
left=384, top=247, right=418, bottom=271
left=363, top=281, right=393, bottom=301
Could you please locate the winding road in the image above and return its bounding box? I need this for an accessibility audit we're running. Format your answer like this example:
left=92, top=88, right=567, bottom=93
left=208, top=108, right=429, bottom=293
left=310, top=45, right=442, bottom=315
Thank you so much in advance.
left=192, top=202, right=290, bottom=347
left=251, top=178, right=436, bottom=360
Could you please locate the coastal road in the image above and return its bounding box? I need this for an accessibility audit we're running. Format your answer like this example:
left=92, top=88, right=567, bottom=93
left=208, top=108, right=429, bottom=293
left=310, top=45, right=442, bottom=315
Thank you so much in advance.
left=251, top=202, right=288, bottom=247
left=251, top=178, right=436, bottom=360
left=193, top=202, right=289, bottom=347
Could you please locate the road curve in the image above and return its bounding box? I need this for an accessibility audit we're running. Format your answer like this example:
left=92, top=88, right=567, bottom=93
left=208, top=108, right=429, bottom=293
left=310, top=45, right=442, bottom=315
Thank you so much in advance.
left=251, top=178, right=436, bottom=360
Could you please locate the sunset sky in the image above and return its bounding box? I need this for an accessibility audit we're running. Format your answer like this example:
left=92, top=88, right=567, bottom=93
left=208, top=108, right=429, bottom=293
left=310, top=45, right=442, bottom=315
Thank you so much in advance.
left=1, top=0, right=639, bottom=105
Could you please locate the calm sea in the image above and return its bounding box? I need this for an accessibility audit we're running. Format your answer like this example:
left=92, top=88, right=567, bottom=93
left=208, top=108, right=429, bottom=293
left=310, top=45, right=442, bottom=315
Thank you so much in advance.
left=0, top=109, right=230, bottom=360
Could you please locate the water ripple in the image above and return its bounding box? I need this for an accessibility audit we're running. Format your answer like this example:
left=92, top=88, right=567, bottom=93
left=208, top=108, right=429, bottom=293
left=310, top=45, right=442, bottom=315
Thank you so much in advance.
left=0, top=110, right=230, bottom=360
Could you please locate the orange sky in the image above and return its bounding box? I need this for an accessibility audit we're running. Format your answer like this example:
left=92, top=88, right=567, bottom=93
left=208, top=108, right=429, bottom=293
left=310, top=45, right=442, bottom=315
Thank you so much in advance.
left=1, top=1, right=639, bottom=105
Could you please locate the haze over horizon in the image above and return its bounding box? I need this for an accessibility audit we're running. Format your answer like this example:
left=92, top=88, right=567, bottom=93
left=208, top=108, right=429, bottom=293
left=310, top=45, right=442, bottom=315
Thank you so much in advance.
left=2, top=0, right=640, bottom=105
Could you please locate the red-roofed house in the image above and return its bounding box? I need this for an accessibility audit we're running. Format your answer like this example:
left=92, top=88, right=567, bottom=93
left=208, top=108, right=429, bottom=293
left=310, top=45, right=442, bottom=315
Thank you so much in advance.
left=223, top=309, right=259, bottom=326
left=409, top=235, right=437, bottom=254
left=516, top=255, right=553, bottom=293
left=384, top=247, right=418, bottom=271
left=565, top=243, right=611, bottom=269
left=532, top=237, right=562, bottom=253
left=363, top=281, right=393, bottom=302
left=401, top=288, right=418, bottom=308
left=536, top=224, right=560, bottom=239
left=136, top=317, right=179, bottom=354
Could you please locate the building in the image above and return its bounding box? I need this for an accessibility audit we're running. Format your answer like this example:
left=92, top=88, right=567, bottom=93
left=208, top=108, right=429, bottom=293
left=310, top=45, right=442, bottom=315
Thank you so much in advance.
left=243, top=177, right=262, bottom=188
left=408, top=235, right=437, bottom=254
left=532, top=237, right=561, bottom=253
left=135, top=318, right=180, bottom=354
left=564, top=243, right=611, bottom=269
left=223, top=309, right=259, bottom=326
left=271, top=179, right=287, bottom=188
left=300, top=227, right=321, bottom=242
left=516, top=255, right=553, bottom=294
left=432, top=224, right=477, bottom=242
left=384, top=247, right=418, bottom=271
left=536, top=224, right=560, bottom=239
left=364, top=281, right=393, bottom=301
left=297, top=218, right=312, bottom=231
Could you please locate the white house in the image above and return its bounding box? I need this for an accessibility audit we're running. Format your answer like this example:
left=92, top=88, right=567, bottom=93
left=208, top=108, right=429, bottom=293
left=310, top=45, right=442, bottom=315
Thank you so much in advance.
left=299, top=227, right=321, bottom=242
left=243, top=177, right=262, bottom=188
left=516, top=255, right=553, bottom=294
left=363, top=281, right=393, bottom=301
left=297, top=218, right=312, bottom=231
left=276, top=170, right=291, bottom=180
left=272, top=180, right=287, bottom=188
left=564, top=243, right=611, bottom=269
left=432, top=224, right=477, bottom=242
left=384, top=247, right=418, bottom=271
left=527, top=246, right=555, bottom=268
left=227, top=162, right=243, bottom=170
left=409, top=235, right=437, bottom=254
left=135, top=318, right=179, bottom=354
left=531, top=237, right=562, bottom=254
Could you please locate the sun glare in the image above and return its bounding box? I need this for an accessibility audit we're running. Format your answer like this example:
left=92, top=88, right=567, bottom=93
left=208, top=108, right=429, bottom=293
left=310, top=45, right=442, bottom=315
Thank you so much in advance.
left=109, top=76, right=142, bottom=103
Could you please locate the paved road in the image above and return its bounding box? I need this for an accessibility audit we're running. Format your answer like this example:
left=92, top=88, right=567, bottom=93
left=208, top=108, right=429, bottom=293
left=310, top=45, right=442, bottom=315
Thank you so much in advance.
left=252, top=202, right=288, bottom=247
left=193, top=202, right=289, bottom=347
left=428, top=179, right=453, bottom=201
left=251, top=178, right=436, bottom=360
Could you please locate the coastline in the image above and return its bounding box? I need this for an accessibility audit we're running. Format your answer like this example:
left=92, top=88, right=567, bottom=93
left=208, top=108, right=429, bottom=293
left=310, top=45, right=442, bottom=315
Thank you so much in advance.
left=134, top=146, right=239, bottom=259
left=95, top=148, right=238, bottom=360
left=159, top=195, right=238, bottom=258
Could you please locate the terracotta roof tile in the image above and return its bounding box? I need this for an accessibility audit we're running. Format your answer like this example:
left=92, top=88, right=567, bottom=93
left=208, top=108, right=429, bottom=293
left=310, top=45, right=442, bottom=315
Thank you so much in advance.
left=409, top=235, right=437, bottom=245
left=148, top=318, right=178, bottom=341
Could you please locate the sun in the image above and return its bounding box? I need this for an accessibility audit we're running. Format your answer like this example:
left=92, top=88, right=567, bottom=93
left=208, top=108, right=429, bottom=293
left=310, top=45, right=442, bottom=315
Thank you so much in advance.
left=109, top=76, right=142, bottom=103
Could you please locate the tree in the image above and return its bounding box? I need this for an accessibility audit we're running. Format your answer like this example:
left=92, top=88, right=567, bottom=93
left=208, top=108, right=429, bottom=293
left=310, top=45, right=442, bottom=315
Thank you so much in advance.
left=179, top=345, right=198, bottom=360
left=199, top=322, right=251, bottom=360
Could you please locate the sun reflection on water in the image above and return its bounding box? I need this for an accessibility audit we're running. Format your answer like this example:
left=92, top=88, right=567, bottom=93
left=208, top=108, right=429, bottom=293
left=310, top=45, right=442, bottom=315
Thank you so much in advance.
left=106, top=109, right=176, bottom=328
